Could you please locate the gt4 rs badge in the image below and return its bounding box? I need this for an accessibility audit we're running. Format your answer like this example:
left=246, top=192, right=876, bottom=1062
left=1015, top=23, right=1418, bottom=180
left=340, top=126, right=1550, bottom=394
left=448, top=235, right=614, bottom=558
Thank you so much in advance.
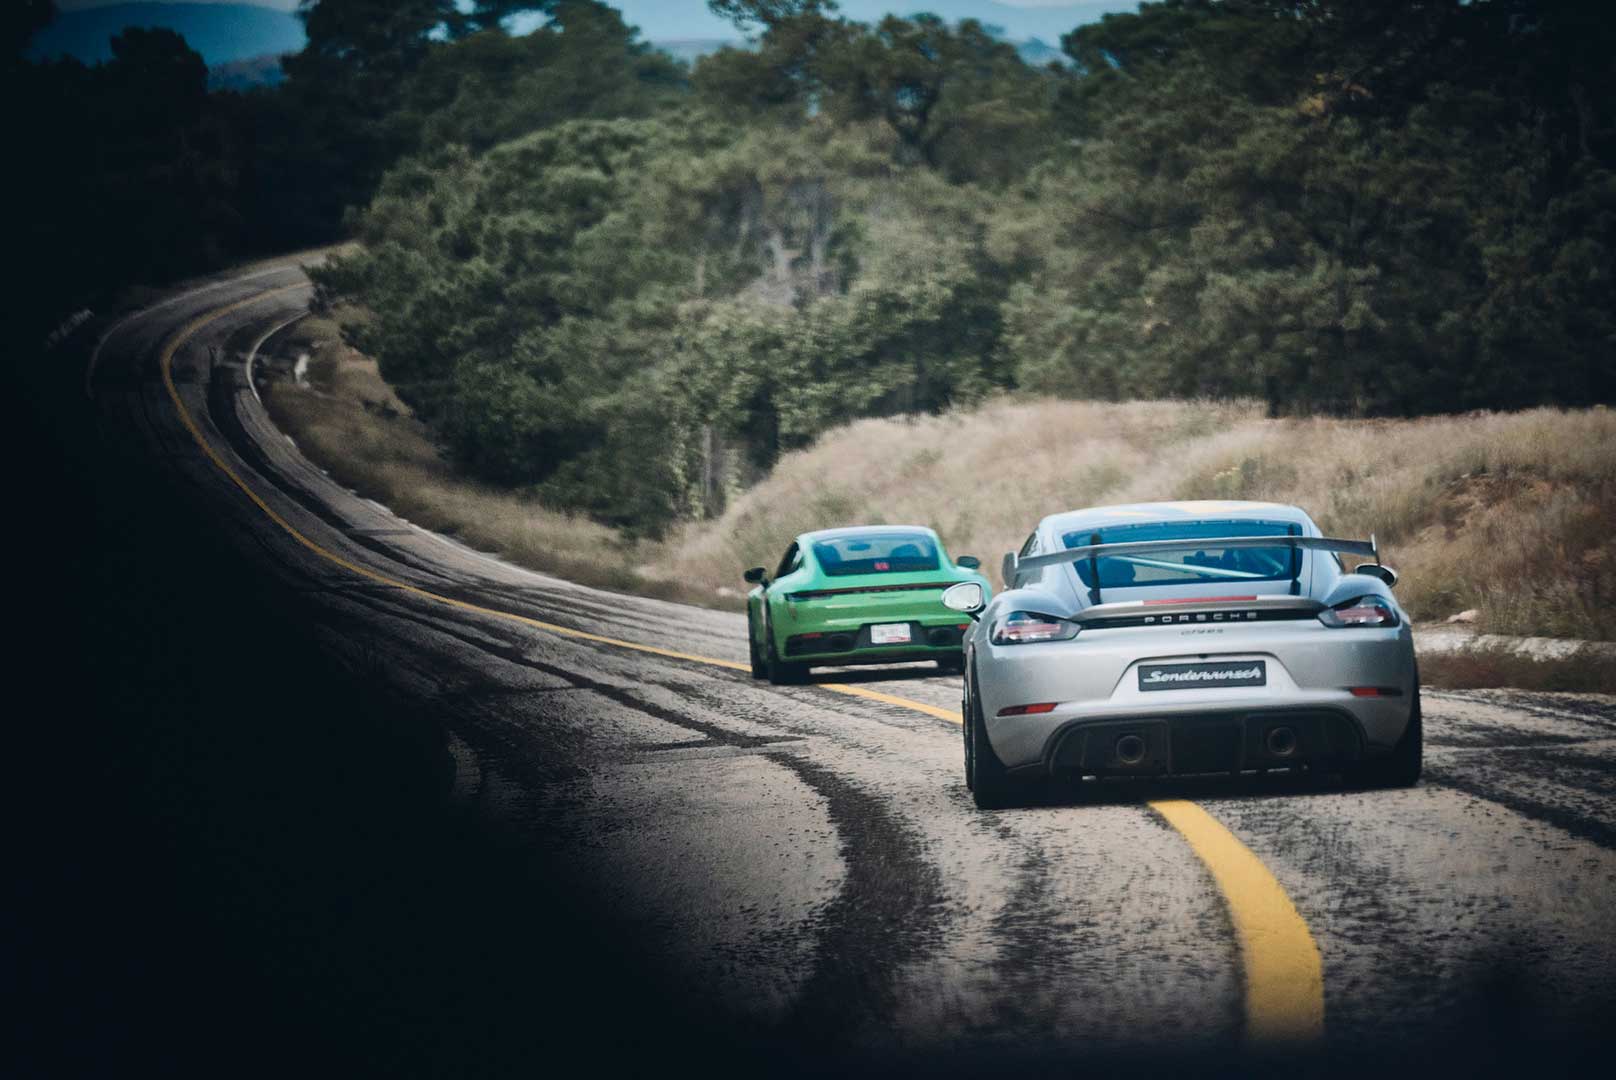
left=1138, top=661, right=1267, bottom=691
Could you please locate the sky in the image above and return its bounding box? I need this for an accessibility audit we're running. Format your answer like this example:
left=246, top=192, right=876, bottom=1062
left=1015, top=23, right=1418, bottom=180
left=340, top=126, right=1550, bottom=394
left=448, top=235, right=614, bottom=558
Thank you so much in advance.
left=57, top=2, right=1135, bottom=44
left=56, top=1, right=301, bottom=8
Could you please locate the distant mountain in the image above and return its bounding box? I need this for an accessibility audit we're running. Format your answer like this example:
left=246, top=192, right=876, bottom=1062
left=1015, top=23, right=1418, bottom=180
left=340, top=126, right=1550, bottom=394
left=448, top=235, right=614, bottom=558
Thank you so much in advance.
left=651, top=36, right=1068, bottom=67
left=651, top=39, right=739, bottom=64
left=606, top=1, right=1133, bottom=43
left=1014, top=38, right=1066, bottom=67
left=208, top=52, right=288, bottom=92
left=869, top=1, right=1131, bottom=42
left=30, top=3, right=305, bottom=66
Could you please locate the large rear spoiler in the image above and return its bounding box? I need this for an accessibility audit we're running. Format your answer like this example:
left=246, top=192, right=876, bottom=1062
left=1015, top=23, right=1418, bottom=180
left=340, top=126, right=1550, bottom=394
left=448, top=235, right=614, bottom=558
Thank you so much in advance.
left=1003, top=534, right=1379, bottom=600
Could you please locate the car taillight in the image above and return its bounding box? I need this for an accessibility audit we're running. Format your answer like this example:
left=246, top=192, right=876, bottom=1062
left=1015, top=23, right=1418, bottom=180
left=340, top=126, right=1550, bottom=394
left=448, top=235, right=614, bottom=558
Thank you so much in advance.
left=1318, top=596, right=1399, bottom=628
left=991, top=610, right=1080, bottom=645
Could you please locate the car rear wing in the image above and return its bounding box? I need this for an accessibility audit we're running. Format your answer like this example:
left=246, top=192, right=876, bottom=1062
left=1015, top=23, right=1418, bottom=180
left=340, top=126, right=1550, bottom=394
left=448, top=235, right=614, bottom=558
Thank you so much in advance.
left=1004, top=534, right=1379, bottom=599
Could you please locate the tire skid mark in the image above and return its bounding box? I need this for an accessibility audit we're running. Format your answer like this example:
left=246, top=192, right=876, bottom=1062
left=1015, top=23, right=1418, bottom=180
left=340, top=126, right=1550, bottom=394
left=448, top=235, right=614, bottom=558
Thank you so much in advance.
left=1427, top=728, right=1589, bottom=749
left=1202, top=787, right=1589, bottom=1052
left=643, top=672, right=949, bottom=741
left=977, top=845, right=1104, bottom=1040
left=1423, top=766, right=1616, bottom=851
left=1430, top=691, right=1616, bottom=731
left=1512, top=747, right=1616, bottom=795
left=769, top=755, right=946, bottom=1051
left=338, top=587, right=799, bottom=751
left=460, top=579, right=695, bottom=630
left=1498, top=692, right=1616, bottom=724
left=454, top=578, right=739, bottom=657
left=311, top=597, right=595, bottom=791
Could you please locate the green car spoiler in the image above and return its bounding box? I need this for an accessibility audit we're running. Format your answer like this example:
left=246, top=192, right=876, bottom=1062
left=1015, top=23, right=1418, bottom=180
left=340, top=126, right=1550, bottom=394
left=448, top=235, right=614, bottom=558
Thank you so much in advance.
left=1004, top=534, right=1380, bottom=604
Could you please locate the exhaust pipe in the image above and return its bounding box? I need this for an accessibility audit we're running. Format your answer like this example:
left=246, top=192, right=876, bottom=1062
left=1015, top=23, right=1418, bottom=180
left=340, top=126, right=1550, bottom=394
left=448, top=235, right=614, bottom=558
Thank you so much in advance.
left=1115, top=733, right=1147, bottom=766
left=1265, top=726, right=1297, bottom=757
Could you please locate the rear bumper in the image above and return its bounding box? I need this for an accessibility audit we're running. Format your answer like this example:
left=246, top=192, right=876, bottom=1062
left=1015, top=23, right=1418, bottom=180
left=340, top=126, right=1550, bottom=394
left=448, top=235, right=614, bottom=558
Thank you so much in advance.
left=1023, top=706, right=1366, bottom=779
left=975, top=622, right=1416, bottom=769
left=785, top=619, right=966, bottom=664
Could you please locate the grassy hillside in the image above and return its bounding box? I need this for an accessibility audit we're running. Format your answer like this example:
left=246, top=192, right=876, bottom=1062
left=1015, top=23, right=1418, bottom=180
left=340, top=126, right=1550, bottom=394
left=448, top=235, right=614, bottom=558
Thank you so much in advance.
left=655, top=400, right=1616, bottom=641
left=262, top=318, right=676, bottom=598
left=266, top=333, right=1614, bottom=642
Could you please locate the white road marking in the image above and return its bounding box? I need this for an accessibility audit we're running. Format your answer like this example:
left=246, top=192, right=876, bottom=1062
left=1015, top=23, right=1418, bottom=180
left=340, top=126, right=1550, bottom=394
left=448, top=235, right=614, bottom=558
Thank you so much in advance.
left=242, top=311, right=310, bottom=405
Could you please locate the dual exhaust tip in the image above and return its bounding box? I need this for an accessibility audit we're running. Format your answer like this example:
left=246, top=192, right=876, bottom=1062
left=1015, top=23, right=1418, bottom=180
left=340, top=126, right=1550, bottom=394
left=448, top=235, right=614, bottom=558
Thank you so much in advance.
left=1112, top=725, right=1297, bottom=766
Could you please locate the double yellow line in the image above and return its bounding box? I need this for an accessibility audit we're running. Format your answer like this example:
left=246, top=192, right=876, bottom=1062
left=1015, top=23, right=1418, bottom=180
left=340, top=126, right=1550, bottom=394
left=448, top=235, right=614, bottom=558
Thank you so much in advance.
left=156, top=285, right=1324, bottom=1046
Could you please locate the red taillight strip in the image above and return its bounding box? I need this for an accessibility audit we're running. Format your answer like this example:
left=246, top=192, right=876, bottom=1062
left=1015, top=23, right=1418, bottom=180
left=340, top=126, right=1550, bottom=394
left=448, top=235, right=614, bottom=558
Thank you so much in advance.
left=998, top=702, right=1058, bottom=716
left=1347, top=686, right=1404, bottom=697
left=788, top=582, right=956, bottom=600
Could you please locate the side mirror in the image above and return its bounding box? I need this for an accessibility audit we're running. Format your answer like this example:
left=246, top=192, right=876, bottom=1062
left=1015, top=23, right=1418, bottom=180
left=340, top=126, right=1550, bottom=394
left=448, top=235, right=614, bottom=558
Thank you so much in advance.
left=942, top=581, right=986, bottom=619
left=955, top=554, right=981, bottom=570
left=743, top=567, right=768, bottom=585
left=1351, top=563, right=1398, bottom=588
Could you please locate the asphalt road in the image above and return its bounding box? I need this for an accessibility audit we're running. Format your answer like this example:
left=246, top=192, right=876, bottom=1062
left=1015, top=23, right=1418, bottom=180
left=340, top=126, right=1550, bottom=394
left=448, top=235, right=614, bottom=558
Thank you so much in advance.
left=63, top=257, right=1616, bottom=1074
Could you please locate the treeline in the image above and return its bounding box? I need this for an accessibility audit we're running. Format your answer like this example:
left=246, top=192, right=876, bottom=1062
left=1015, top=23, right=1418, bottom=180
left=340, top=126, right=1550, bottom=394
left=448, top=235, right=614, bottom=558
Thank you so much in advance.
left=16, top=1, right=1615, bottom=536
left=11, top=1, right=568, bottom=333
left=317, top=0, right=1616, bottom=534
left=16, top=5, right=253, bottom=327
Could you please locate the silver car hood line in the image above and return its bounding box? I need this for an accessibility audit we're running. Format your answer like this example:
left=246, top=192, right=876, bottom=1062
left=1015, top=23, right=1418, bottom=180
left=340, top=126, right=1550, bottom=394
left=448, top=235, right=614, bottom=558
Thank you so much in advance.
left=1013, top=534, right=1379, bottom=575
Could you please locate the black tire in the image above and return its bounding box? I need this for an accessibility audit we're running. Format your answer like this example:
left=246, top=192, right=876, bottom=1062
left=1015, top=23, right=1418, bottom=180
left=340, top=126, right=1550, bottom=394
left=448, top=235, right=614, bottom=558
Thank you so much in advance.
left=1347, top=685, right=1423, bottom=789
left=964, top=658, right=1014, bottom=809
left=746, top=611, right=767, bottom=679
left=764, top=615, right=809, bottom=685
left=936, top=654, right=965, bottom=675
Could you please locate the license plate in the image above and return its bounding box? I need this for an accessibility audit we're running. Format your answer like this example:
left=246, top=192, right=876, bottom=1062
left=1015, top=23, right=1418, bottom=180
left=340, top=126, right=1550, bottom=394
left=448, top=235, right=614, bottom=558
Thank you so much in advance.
left=870, top=623, right=912, bottom=645
left=1138, top=660, right=1266, bottom=691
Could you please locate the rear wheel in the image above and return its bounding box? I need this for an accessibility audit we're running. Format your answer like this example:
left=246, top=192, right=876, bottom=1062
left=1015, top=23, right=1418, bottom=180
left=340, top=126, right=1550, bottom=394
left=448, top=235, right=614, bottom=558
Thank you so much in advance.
left=936, top=654, right=965, bottom=675
left=746, top=611, right=766, bottom=679
left=1347, top=686, right=1423, bottom=789
left=764, top=615, right=809, bottom=685
left=964, top=659, right=1014, bottom=809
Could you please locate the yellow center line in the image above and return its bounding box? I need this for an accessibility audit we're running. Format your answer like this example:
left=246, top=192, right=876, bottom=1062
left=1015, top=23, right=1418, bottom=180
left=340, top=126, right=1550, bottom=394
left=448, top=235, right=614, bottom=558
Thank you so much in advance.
left=821, top=683, right=960, bottom=721
left=159, top=286, right=755, bottom=672
left=158, top=285, right=1325, bottom=1049
left=1151, top=799, right=1325, bottom=1044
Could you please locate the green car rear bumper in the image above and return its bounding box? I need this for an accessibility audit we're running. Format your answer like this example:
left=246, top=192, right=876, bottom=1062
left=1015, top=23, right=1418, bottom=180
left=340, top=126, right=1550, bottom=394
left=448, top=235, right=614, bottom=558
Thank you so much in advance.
left=781, top=618, right=970, bottom=664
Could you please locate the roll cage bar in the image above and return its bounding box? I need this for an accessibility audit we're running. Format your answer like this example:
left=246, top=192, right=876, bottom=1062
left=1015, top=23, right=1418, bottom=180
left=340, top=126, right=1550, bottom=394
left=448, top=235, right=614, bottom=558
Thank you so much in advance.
left=1006, top=534, right=1380, bottom=605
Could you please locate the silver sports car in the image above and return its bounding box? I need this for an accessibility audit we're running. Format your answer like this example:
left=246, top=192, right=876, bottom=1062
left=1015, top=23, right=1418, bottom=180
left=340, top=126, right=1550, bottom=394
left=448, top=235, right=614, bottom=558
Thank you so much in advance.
left=942, top=501, right=1421, bottom=809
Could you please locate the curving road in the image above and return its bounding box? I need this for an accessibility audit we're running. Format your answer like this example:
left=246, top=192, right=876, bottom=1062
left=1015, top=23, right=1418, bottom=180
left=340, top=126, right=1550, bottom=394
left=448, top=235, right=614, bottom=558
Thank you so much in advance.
left=81, top=258, right=1616, bottom=1072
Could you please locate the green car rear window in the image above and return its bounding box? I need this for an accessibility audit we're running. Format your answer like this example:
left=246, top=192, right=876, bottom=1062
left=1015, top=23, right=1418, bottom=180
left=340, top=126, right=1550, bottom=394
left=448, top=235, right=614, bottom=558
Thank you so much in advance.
left=812, top=533, right=939, bottom=576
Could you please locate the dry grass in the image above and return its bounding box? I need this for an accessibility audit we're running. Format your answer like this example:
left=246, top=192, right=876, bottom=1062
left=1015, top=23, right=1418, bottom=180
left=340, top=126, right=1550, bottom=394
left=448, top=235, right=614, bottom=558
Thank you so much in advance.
left=654, top=400, right=1616, bottom=641
left=264, top=316, right=1615, bottom=650
left=262, top=319, right=697, bottom=604
left=1419, top=644, right=1616, bottom=693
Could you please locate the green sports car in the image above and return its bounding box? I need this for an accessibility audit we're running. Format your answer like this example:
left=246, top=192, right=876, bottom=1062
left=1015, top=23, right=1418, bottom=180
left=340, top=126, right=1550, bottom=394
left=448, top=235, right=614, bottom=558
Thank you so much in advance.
left=744, top=525, right=992, bottom=683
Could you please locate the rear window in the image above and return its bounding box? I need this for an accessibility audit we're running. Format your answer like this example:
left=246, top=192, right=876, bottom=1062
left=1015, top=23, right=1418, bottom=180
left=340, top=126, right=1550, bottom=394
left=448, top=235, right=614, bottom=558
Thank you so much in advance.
left=812, top=533, right=939, bottom=577
left=1061, top=520, right=1300, bottom=589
